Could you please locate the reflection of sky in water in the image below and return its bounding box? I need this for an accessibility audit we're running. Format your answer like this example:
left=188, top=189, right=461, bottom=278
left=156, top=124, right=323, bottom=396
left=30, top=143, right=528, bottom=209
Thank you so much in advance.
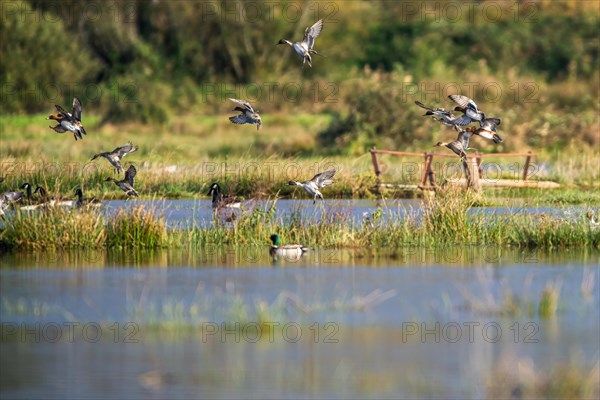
left=1, top=248, right=599, bottom=399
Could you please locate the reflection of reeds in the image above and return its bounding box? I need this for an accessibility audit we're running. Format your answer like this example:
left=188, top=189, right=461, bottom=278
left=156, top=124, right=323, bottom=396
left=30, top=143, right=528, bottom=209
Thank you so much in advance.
left=487, top=355, right=599, bottom=399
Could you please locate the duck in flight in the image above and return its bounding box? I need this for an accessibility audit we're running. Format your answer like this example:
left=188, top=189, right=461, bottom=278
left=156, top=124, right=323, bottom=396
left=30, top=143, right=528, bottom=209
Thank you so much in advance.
left=466, top=118, right=503, bottom=143
left=414, top=101, right=458, bottom=126
left=105, top=165, right=138, bottom=197
left=228, top=98, right=262, bottom=130
left=48, top=97, right=87, bottom=140
left=91, top=143, right=138, bottom=174
left=289, top=169, right=336, bottom=204
left=277, top=19, right=324, bottom=68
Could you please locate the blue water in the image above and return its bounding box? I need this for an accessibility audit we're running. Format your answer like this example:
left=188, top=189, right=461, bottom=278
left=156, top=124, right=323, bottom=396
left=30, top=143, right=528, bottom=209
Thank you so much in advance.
left=1, top=247, right=599, bottom=399
left=97, top=199, right=590, bottom=228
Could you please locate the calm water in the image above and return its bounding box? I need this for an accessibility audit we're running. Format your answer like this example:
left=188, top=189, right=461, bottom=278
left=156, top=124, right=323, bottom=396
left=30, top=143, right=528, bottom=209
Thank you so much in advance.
left=98, top=199, right=591, bottom=228
left=1, top=244, right=599, bottom=399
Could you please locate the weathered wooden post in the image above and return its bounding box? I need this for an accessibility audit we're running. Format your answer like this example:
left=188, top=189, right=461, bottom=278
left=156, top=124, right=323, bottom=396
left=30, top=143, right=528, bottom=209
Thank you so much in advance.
left=421, top=153, right=433, bottom=188
left=523, top=151, right=532, bottom=181
left=370, top=147, right=381, bottom=187
left=475, top=153, right=483, bottom=179
left=465, top=156, right=481, bottom=192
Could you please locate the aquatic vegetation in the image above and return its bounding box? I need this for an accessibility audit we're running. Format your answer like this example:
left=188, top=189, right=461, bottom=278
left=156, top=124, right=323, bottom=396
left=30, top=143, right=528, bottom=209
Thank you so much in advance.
left=105, top=206, right=168, bottom=248
left=0, top=206, right=104, bottom=249
left=1, top=192, right=598, bottom=250
left=487, top=355, right=599, bottom=399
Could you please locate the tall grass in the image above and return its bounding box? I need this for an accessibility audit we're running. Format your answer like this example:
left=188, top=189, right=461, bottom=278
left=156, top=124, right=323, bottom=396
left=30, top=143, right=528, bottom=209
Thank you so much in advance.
left=1, top=206, right=167, bottom=249
left=1, top=189, right=598, bottom=250
left=105, top=207, right=168, bottom=248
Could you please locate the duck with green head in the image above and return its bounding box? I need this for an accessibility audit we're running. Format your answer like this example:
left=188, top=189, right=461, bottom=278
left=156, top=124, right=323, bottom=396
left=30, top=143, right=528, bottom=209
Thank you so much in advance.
left=269, top=234, right=308, bottom=260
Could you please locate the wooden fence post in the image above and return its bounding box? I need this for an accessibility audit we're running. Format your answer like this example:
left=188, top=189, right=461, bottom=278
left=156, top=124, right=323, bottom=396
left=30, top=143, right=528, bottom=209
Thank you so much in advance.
left=466, top=157, right=481, bottom=192
left=523, top=151, right=532, bottom=181
left=421, top=153, right=433, bottom=187
left=475, top=153, right=483, bottom=179
left=370, top=148, right=381, bottom=183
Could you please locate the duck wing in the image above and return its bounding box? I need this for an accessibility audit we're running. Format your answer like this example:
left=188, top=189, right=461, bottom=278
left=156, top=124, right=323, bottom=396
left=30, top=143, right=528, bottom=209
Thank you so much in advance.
left=228, top=98, right=255, bottom=113
left=229, top=114, right=251, bottom=125
left=303, top=19, right=323, bottom=50
left=448, top=94, right=478, bottom=112
left=414, top=101, right=434, bottom=112
left=114, top=143, right=138, bottom=158
left=448, top=114, right=473, bottom=126
left=124, top=165, right=137, bottom=187
left=457, top=130, right=473, bottom=149
left=54, top=104, right=69, bottom=117
left=72, top=97, right=83, bottom=121
left=310, top=169, right=336, bottom=188
left=483, top=117, right=501, bottom=127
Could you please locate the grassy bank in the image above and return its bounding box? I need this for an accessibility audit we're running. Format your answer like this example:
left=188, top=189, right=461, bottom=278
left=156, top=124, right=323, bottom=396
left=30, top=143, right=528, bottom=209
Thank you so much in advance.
left=1, top=192, right=598, bottom=251
left=1, top=112, right=599, bottom=204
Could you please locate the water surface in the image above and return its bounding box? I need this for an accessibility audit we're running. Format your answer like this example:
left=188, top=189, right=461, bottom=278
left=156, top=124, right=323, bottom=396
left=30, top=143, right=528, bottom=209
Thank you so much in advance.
left=1, top=247, right=598, bottom=399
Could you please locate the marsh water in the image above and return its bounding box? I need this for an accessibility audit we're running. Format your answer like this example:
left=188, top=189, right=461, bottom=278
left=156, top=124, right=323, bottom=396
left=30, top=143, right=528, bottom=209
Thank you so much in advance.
left=102, top=199, right=592, bottom=228
left=1, top=201, right=599, bottom=399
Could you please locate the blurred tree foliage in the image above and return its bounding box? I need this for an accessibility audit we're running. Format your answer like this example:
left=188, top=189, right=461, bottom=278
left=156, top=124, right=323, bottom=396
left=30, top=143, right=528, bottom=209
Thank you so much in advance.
left=0, top=0, right=598, bottom=150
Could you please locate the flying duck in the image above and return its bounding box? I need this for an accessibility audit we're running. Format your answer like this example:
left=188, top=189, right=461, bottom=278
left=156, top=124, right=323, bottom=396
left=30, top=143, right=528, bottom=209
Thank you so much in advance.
left=105, top=165, right=138, bottom=197
left=48, top=97, right=87, bottom=140
left=228, top=98, right=262, bottom=130
left=91, top=143, right=138, bottom=173
left=448, top=94, right=486, bottom=126
left=414, top=101, right=458, bottom=126
left=434, top=127, right=474, bottom=160
left=277, top=19, right=324, bottom=68
left=466, top=118, right=503, bottom=143
left=289, top=169, right=336, bottom=204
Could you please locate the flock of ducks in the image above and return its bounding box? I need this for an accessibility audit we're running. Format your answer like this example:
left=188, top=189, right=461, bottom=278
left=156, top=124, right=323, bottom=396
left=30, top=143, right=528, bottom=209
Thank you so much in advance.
left=415, top=95, right=503, bottom=168
left=3, top=19, right=591, bottom=260
left=0, top=19, right=335, bottom=258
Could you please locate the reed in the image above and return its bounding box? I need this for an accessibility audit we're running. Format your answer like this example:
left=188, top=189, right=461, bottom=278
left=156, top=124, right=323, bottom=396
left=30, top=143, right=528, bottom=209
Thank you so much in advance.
left=105, top=206, right=168, bottom=248
left=1, top=194, right=598, bottom=250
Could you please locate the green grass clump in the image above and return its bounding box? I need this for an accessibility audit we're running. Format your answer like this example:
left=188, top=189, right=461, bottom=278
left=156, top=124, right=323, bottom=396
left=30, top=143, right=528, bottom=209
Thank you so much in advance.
left=1, top=206, right=167, bottom=249
left=106, top=207, right=168, bottom=248
left=1, top=207, right=104, bottom=249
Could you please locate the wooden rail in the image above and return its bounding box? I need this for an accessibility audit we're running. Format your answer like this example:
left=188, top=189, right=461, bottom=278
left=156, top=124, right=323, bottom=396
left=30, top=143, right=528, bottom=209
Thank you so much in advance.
left=369, top=147, right=535, bottom=190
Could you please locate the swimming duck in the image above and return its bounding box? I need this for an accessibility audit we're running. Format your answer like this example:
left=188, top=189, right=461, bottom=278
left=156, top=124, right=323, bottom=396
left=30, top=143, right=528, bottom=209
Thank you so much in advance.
left=288, top=169, right=336, bottom=204
left=0, top=190, right=23, bottom=215
left=277, top=19, right=324, bottom=68
left=448, top=94, right=486, bottom=126
left=34, top=186, right=74, bottom=207
left=228, top=98, right=262, bottom=130
left=48, top=97, right=86, bottom=140
left=207, top=183, right=242, bottom=209
left=466, top=117, right=503, bottom=143
left=269, top=234, right=308, bottom=260
left=74, top=188, right=100, bottom=208
left=91, top=143, right=138, bottom=173
left=19, top=182, right=34, bottom=203
left=414, top=101, right=458, bottom=126
left=105, top=165, right=138, bottom=197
